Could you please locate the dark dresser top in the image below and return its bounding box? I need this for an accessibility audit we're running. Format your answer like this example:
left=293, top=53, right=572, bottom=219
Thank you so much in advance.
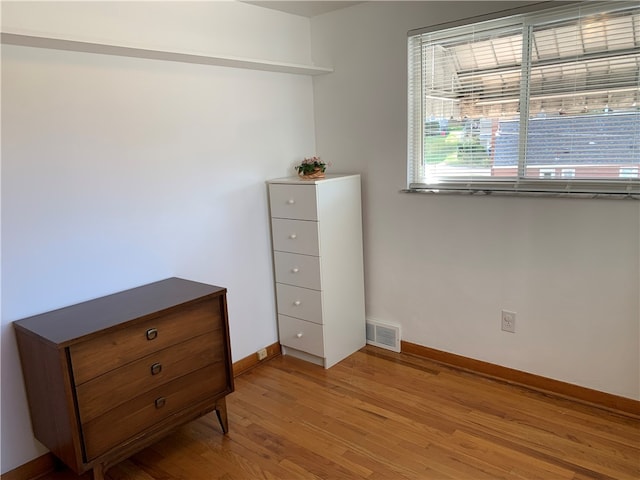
left=13, top=277, right=225, bottom=347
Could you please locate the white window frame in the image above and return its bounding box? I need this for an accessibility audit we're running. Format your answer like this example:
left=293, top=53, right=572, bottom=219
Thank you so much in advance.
left=407, top=1, right=640, bottom=199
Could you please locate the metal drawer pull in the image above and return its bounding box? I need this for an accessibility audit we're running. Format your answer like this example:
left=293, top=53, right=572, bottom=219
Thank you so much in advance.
left=155, top=397, right=166, bottom=409
left=296, top=332, right=303, bottom=338
left=294, top=300, right=301, bottom=306
left=146, top=328, right=158, bottom=340
left=289, top=234, right=297, bottom=239
left=291, top=267, right=299, bottom=273
left=287, top=199, right=295, bottom=204
left=150, top=363, right=162, bottom=375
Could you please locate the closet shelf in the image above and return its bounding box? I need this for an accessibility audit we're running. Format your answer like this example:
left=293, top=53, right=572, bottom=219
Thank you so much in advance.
left=1, top=32, right=334, bottom=76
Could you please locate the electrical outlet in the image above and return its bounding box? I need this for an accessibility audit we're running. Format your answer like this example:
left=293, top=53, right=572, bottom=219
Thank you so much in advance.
left=501, top=310, right=516, bottom=333
left=257, top=348, right=268, bottom=361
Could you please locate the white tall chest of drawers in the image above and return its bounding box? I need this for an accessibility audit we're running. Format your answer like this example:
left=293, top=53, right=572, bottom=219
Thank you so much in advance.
left=267, top=174, right=365, bottom=368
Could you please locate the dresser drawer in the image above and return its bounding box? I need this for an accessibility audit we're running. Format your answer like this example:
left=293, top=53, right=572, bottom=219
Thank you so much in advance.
left=70, top=298, right=221, bottom=385
left=276, top=284, right=323, bottom=325
left=75, top=331, right=222, bottom=424
left=269, top=184, right=318, bottom=220
left=274, top=251, right=321, bottom=290
left=271, top=218, right=319, bottom=256
left=82, top=363, right=227, bottom=461
left=278, top=315, right=324, bottom=357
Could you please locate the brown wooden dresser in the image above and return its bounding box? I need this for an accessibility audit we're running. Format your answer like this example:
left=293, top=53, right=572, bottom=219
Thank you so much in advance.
left=13, top=277, right=234, bottom=479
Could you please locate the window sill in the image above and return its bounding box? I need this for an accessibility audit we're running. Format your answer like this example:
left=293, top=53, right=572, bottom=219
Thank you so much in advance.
left=402, top=188, right=639, bottom=200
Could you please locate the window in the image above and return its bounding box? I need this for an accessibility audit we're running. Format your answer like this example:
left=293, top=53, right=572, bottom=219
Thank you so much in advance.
left=408, top=1, right=639, bottom=197
left=620, top=167, right=639, bottom=178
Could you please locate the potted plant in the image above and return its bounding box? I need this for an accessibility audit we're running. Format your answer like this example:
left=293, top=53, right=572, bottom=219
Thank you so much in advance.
left=295, top=156, right=327, bottom=179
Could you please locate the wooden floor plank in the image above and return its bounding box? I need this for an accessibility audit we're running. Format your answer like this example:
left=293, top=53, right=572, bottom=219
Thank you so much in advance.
left=34, top=346, right=639, bottom=480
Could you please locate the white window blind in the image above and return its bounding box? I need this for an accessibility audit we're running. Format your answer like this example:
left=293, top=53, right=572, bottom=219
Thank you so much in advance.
left=408, top=1, right=640, bottom=198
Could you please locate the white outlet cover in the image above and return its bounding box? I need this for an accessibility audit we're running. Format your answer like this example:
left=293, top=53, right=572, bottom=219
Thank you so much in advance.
left=501, top=310, right=516, bottom=333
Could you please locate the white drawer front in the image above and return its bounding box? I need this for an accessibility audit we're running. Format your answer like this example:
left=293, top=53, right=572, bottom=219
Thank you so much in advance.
left=276, top=284, right=323, bottom=325
left=278, top=315, right=324, bottom=358
left=274, top=252, right=321, bottom=290
left=271, top=218, right=319, bottom=256
left=269, top=184, right=317, bottom=221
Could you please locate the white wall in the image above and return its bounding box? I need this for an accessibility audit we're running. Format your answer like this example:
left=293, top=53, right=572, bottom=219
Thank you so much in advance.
left=1, top=0, right=313, bottom=64
left=311, top=2, right=640, bottom=400
left=1, top=1, right=315, bottom=473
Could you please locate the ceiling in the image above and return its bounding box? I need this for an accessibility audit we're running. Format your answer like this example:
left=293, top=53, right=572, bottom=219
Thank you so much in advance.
left=243, top=1, right=362, bottom=18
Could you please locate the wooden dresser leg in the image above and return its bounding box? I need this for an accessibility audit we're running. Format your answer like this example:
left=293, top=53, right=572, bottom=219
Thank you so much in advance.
left=92, top=463, right=106, bottom=480
left=215, top=397, right=229, bottom=434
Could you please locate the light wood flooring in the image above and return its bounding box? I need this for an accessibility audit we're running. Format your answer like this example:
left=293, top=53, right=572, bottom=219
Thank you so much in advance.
left=40, top=346, right=639, bottom=479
